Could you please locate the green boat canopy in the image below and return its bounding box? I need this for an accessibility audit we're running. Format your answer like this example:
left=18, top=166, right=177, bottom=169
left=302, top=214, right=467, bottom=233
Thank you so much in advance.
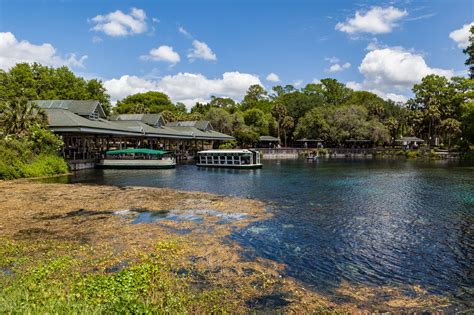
left=105, top=148, right=172, bottom=155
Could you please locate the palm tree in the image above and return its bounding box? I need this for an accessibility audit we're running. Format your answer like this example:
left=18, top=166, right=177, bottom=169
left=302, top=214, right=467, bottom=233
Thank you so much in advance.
left=0, top=98, right=48, bottom=136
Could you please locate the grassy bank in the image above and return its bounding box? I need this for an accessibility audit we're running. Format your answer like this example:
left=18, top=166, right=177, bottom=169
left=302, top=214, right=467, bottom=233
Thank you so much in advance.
left=0, top=134, right=68, bottom=180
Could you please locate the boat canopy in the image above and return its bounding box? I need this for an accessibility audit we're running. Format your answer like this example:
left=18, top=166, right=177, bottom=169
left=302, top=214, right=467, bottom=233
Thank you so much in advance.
left=105, top=148, right=172, bottom=155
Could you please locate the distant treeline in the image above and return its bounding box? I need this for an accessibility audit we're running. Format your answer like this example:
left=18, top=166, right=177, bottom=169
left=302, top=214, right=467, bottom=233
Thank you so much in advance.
left=0, top=26, right=473, bottom=151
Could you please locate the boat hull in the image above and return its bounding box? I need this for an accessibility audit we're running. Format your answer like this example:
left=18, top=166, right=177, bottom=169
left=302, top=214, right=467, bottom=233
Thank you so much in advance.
left=96, top=159, right=176, bottom=169
left=196, top=163, right=263, bottom=169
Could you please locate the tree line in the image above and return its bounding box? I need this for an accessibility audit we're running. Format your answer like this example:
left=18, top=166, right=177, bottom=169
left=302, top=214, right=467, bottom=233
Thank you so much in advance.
left=1, top=27, right=473, bottom=150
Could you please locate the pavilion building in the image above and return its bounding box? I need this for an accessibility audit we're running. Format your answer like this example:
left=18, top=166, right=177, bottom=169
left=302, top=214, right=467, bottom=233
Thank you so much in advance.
left=33, top=100, right=234, bottom=169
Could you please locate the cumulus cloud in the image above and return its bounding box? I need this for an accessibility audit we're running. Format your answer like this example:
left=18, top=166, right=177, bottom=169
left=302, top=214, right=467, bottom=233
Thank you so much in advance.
left=328, top=62, right=351, bottom=73
left=188, top=40, right=217, bottom=61
left=325, top=56, right=350, bottom=73
left=140, top=45, right=180, bottom=64
left=449, top=22, right=473, bottom=48
left=90, top=7, right=147, bottom=37
left=336, top=6, right=407, bottom=34
left=0, top=32, right=87, bottom=70
left=266, top=72, right=280, bottom=82
left=347, top=46, right=454, bottom=103
left=104, top=71, right=261, bottom=108
left=346, top=81, right=408, bottom=103
left=359, top=47, right=453, bottom=89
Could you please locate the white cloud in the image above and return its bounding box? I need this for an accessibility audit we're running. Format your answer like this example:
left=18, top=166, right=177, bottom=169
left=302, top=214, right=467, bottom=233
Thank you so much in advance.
left=92, top=36, right=103, bottom=43
left=346, top=46, right=454, bottom=103
left=292, top=80, right=303, bottom=87
left=266, top=72, right=280, bottom=82
left=449, top=22, right=473, bottom=48
left=0, top=32, right=87, bottom=70
left=140, top=45, right=180, bottom=64
left=325, top=56, right=350, bottom=73
left=336, top=6, right=407, bottom=34
left=104, top=71, right=261, bottom=108
left=90, top=7, right=147, bottom=37
left=359, top=47, right=453, bottom=89
left=178, top=26, right=192, bottom=38
left=188, top=40, right=217, bottom=61
left=328, top=62, right=351, bottom=73
left=325, top=56, right=340, bottom=63
left=347, top=81, right=408, bottom=103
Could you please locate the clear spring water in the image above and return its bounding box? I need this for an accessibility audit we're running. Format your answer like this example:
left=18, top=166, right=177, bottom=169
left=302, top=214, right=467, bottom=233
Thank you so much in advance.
left=44, top=159, right=474, bottom=306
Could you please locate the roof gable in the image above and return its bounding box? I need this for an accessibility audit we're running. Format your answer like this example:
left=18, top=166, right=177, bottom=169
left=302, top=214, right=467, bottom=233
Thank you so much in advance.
left=33, top=100, right=105, bottom=119
left=166, top=120, right=212, bottom=131
left=109, top=113, right=165, bottom=127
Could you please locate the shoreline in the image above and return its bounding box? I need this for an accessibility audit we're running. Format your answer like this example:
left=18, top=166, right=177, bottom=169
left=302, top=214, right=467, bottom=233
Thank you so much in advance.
left=0, top=181, right=454, bottom=312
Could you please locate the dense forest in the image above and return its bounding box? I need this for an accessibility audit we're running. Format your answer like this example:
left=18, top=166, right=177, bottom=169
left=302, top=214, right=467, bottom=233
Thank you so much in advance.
left=1, top=28, right=473, bottom=156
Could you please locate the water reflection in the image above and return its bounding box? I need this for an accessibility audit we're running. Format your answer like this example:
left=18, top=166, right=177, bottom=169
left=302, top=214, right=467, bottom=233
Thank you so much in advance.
left=43, top=159, right=474, bottom=305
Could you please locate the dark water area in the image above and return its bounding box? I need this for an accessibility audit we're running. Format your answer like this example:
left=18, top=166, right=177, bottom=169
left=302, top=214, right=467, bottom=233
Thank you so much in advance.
left=43, top=159, right=474, bottom=307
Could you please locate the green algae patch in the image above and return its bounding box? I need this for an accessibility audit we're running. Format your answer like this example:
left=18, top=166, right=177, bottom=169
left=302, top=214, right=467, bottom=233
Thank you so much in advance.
left=0, top=239, right=234, bottom=313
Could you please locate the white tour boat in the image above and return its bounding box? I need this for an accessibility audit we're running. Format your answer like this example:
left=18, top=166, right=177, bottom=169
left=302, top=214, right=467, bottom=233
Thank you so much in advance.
left=196, top=149, right=262, bottom=169
left=97, top=148, right=176, bottom=169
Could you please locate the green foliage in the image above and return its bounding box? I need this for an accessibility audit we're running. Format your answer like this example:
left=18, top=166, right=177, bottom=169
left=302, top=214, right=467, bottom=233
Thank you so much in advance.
left=406, top=150, right=422, bottom=159
left=234, top=128, right=259, bottom=147
left=0, top=138, right=68, bottom=179
left=241, top=84, right=268, bottom=110
left=218, top=140, right=237, bottom=149
left=243, top=108, right=270, bottom=135
left=0, top=240, right=232, bottom=313
left=0, top=102, right=68, bottom=179
left=114, top=91, right=176, bottom=114
left=0, top=98, right=47, bottom=136
left=204, top=108, right=233, bottom=134
left=464, top=25, right=474, bottom=79
left=0, top=63, right=111, bottom=115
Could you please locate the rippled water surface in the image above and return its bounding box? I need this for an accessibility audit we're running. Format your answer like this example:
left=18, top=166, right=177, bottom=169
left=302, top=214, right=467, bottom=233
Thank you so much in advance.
left=46, top=159, right=474, bottom=306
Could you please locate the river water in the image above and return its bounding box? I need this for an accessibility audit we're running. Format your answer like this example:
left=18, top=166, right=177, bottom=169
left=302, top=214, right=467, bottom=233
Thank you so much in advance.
left=45, top=159, right=474, bottom=307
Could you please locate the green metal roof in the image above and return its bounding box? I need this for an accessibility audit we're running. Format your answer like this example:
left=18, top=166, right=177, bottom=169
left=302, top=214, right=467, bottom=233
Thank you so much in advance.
left=105, top=148, right=172, bottom=155
left=259, top=135, right=280, bottom=142
left=33, top=100, right=105, bottom=118
left=38, top=101, right=234, bottom=140
left=109, top=113, right=165, bottom=127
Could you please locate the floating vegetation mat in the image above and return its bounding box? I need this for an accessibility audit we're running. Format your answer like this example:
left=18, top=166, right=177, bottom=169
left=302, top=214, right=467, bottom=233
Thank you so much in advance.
left=0, top=181, right=453, bottom=313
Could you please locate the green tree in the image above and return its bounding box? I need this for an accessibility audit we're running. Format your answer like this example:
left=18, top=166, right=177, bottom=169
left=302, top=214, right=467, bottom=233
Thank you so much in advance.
left=208, top=96, right=236, bottom=109
left=243, top=108, right=269, bottom=135
left=281, top=116, right=294, bottom=147
left=439, top=118, right=462, bottom=150
left=0, top=63, right=111, bottom=115
left=241, top=85, right=268, bottom=110
left=409, top=75, right=455, bottom=147
left=271, top=101, right=287, bottom=141
left=204, top=108, right=233, bottom=134
left=384, top=117, right=400, bottom=146
left=114, top=91, right=175, bottom=114
left=0, top=98, right=47, bottom=136
left=294, top=107, right=329, bottom=141
left=319, top=78, right=353, bottom=106
left=464, top=25, right=474, bottom=79
left=234, top=128, right=259, bottom=147
left=175, top=102, right=187, bottom=113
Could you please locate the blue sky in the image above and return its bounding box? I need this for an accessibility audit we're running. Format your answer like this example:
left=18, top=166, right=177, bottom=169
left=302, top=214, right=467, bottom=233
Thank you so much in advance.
left=0, top=0, right=472, bottom=107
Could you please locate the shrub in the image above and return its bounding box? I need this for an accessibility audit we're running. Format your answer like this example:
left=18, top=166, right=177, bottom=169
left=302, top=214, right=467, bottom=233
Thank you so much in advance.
left=218, top=140, right=237, bottom=149
left=406, top=150, right=421, bottom=159
left=0, top=137, right=68, bottom=179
